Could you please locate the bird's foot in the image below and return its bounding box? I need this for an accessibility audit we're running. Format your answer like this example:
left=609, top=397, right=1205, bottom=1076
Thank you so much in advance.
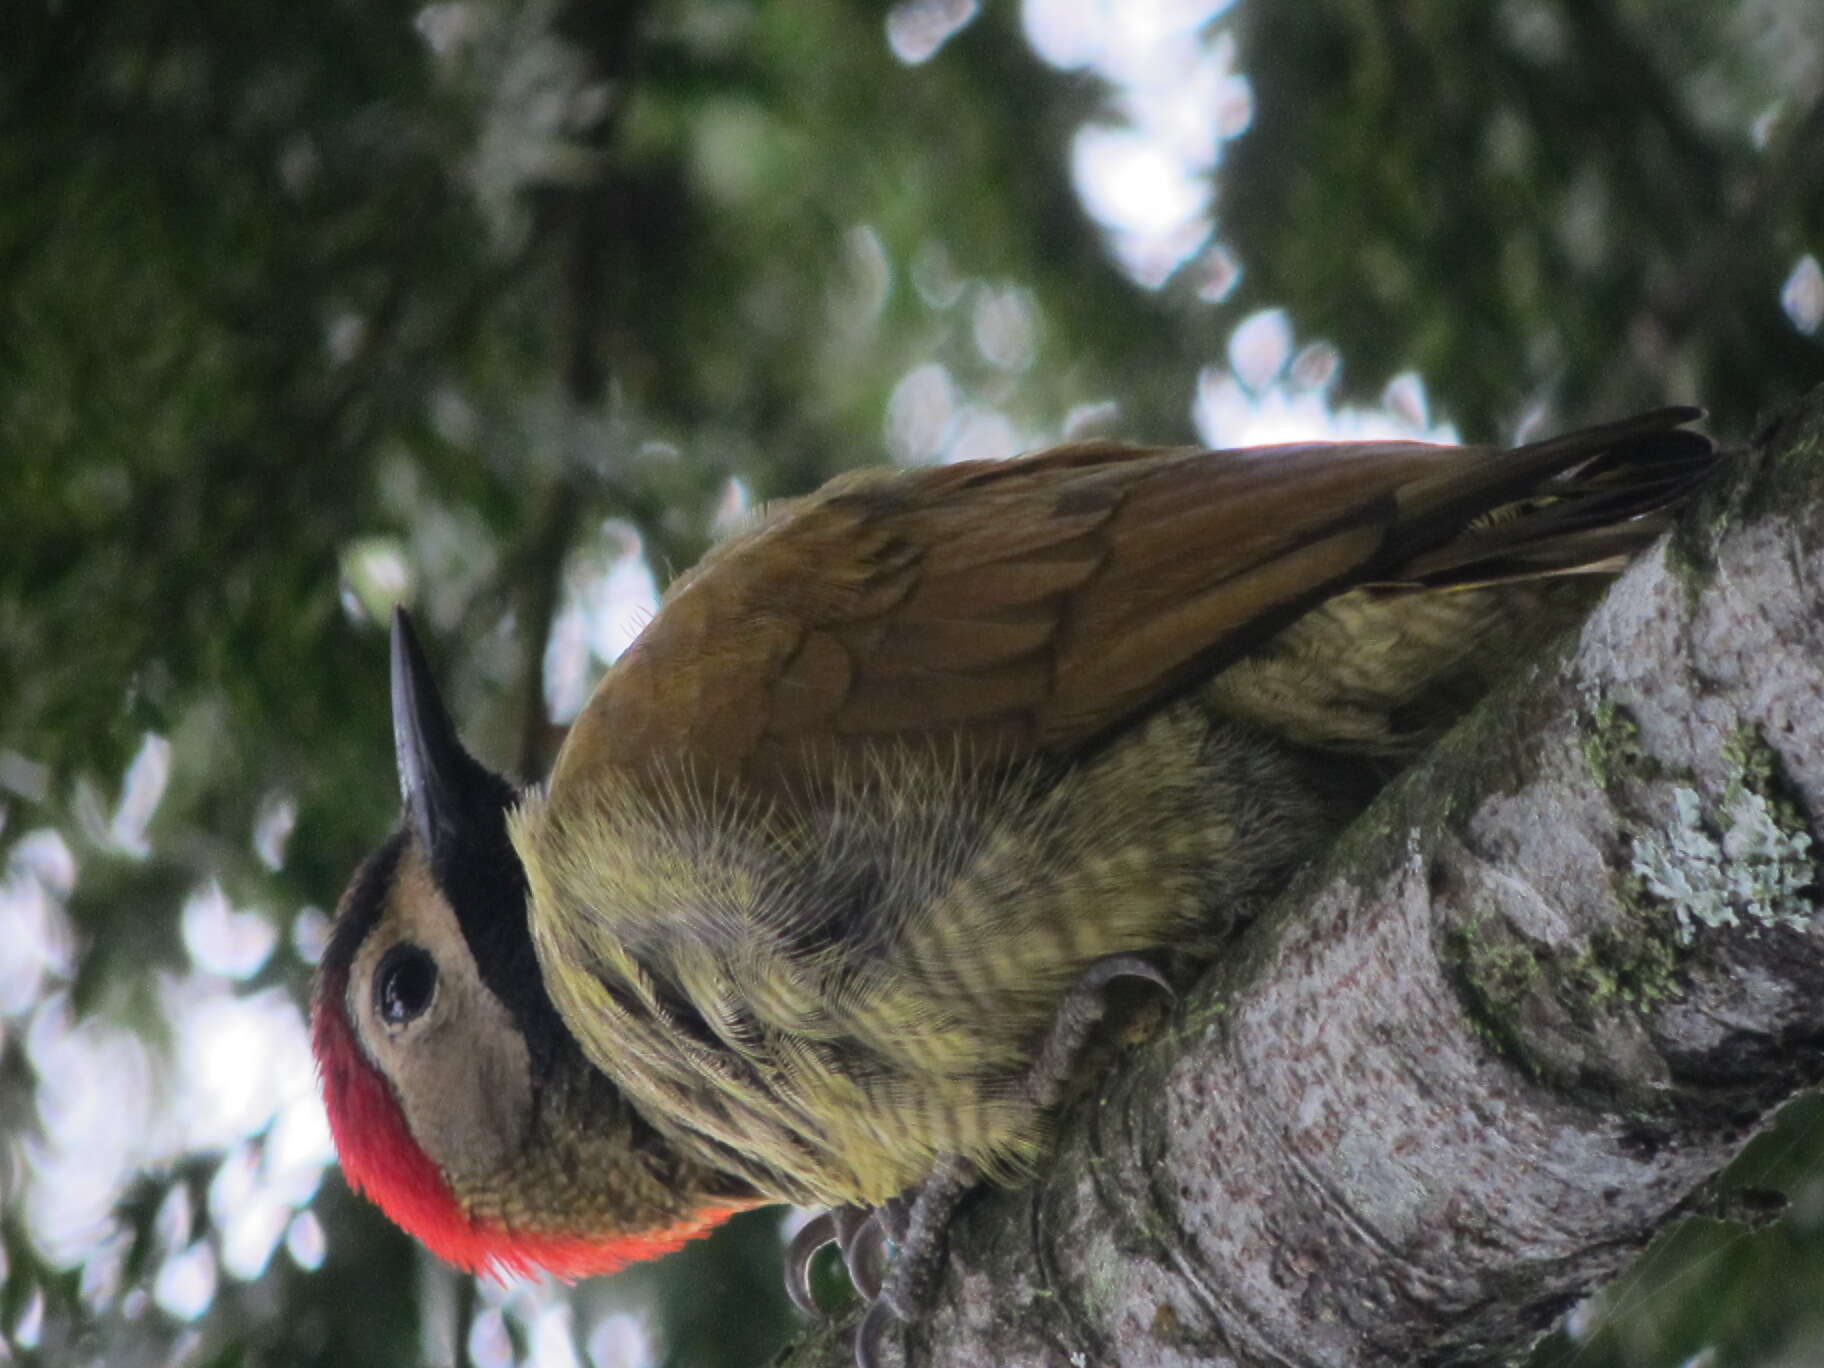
left=786, top=1203, right=896, bottom=1313
left=783, top=1165, right=970, bottom=1367
left=785, top=952, right=1173, bottom=1366
left=1024, top=951, right=1174, bottom=1111
left=850, top=1158, right=972, bottom=1368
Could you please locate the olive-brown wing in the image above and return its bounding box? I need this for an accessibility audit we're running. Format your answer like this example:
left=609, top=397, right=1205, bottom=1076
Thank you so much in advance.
left=554, top=408, right=1708, bottom=801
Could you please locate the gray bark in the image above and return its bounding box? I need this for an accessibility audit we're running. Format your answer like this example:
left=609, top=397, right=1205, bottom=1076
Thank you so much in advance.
left=783, top=388, right=1824, bottom=1368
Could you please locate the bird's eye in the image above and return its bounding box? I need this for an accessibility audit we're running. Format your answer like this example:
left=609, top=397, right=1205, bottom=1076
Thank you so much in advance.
left=376, top=944, right=438, bottom=1027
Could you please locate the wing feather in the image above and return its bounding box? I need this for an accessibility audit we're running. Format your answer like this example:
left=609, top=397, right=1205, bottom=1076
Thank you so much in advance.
left=550, top=408, right=1708, bottom=804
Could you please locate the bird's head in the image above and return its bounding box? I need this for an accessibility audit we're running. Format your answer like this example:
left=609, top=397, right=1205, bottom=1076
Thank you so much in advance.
left=310, top=609, right=743, bottom=1279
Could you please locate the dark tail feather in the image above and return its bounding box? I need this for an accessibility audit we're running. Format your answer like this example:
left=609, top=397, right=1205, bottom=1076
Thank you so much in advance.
left=1391, top=408, right=1718, bottom=588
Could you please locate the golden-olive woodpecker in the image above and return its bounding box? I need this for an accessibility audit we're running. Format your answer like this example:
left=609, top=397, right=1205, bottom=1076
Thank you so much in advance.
left=312, top=409, right=1715, bottom=1342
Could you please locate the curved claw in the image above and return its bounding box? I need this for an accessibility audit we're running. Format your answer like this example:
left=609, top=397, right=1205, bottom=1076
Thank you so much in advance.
left=854, top=1297, right=899, bottom=1368
left=785, top=1210, right=839, bottom=1316
left=832, top=1204, right=872, bottom=1257
left=1078, top=951, right=1175, bottom=999
left=842, top=1211, right=887, bottom=1303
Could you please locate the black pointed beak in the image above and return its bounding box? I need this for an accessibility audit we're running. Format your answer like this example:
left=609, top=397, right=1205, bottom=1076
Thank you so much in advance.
left=391, top=607, right=496, bottom=856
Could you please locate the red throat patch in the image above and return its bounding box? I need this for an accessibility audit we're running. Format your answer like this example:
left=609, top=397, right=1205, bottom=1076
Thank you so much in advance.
left=310, top=976, right=736, bottom=1280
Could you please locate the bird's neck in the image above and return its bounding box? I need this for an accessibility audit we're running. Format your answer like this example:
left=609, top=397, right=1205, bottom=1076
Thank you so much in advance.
left=447, top=1032, right=763, bottom=1267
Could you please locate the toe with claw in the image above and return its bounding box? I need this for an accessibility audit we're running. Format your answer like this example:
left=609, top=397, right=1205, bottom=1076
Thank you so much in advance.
left=785, top=1205, right=888, bottom=1315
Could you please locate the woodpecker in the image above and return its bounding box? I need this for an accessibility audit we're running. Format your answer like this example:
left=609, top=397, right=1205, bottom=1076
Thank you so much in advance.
left=312, top=409, right=1715, bottom=1363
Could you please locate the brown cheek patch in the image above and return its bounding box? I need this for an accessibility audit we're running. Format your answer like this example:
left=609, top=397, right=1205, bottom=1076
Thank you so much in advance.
left=312, top=968, right=478, bottom=1262
left=313, top=970, right=737, bottom=1277
left=357, top=853, right=534, bottom=1177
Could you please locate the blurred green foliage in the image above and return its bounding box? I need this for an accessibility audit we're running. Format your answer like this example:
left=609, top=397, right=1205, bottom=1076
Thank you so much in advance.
left=2, top=0, right=1821, bottom=1365
left=1225, top=1, right=1824, bottom=436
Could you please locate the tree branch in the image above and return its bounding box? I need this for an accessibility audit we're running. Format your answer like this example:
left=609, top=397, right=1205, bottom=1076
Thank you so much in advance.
left=783, top=388, right=1824, bottom=1367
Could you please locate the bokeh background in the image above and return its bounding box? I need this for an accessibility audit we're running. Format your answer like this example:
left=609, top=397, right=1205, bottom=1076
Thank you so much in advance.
left=4, top=1, right=1823, bottom=1365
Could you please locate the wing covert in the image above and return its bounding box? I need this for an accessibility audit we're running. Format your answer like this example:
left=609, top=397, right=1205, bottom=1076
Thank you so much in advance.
left=553, top=435, right=1479, bottom=801
left=549, top=408, right=1707, bottom=801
